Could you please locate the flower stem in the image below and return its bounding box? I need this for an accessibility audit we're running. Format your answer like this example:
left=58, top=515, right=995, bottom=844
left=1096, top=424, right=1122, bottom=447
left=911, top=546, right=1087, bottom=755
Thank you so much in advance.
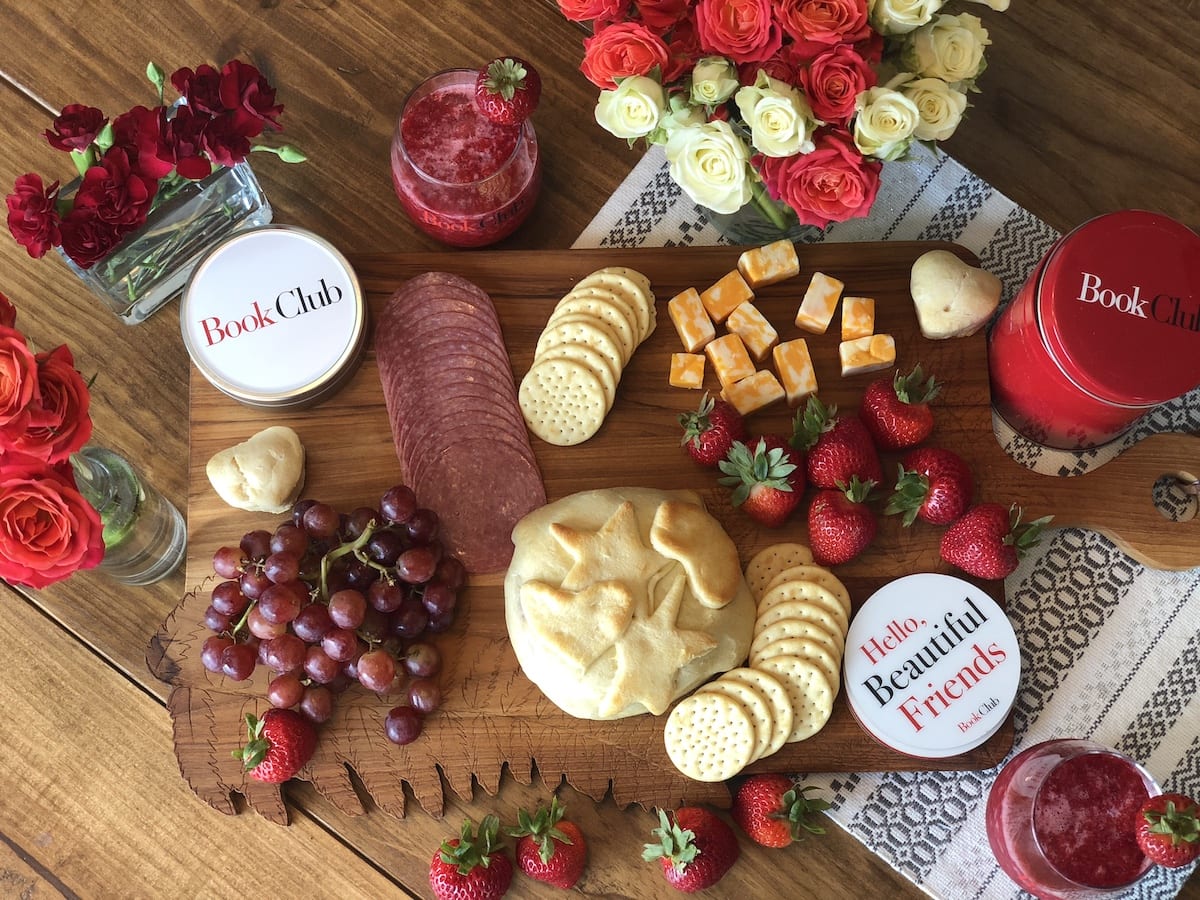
left=750, top=179, right=789, bottom=231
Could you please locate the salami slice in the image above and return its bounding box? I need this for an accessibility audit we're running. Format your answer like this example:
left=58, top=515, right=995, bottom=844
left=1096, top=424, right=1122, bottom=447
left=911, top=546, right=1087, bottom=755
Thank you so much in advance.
left=376, top=272, right=546, bottom=573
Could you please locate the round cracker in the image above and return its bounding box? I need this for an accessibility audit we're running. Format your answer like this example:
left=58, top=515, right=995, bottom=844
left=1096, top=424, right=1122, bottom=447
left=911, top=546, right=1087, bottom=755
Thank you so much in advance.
left=754, top=601, right=846, bottom=656
left=663, top=691, right=756, bottom=782
left=575, top=268, right=655, bottom=341
left=765, top=564, right=852, bottom=617
left=756, top=655, right=834, bottom=743
left=758, top=580, right=849, bottom=636
left=559, top=283, right=644, bottom=342
left=721, top=667, right=794, bottom=758
left=535, top=316, right=627, bottom=374
left=548, top=293, right=638, bottom=362
left=699, top=672, right=774, bottom=762
left=750, top=616, right=841, bottom=661
left=751, top=636, right=842, bottom=699
left=535, top=341, right=618, bottom=409
left=745, top=543, right=815, bottom=601
left=518, top=358, right=608, bottom=446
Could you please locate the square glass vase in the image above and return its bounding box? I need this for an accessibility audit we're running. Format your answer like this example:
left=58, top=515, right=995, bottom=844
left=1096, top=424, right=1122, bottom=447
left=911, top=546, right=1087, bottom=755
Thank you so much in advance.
left=58, top=159, right=273, bottom=325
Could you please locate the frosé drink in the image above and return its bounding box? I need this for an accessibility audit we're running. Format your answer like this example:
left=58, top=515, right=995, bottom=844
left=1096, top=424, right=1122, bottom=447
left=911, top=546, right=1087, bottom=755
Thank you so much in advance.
left=986, top=739, right=1158, bottom=898
left=391, top=69, right=540, bottom=247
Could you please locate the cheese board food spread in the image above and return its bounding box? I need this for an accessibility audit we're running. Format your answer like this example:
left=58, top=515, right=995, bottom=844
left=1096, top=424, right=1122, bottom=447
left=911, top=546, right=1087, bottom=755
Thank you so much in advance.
left=181, top=226, right=367, bottom=409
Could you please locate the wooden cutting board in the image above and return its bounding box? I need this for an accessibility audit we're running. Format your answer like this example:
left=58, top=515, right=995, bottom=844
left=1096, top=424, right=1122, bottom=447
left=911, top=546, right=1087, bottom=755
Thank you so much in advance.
left=150, top=241, right=1198, bottom=824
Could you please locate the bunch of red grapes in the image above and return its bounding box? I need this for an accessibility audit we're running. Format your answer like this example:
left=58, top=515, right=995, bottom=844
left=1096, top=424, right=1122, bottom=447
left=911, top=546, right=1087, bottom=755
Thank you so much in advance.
left=199, top=484, right=464, bottom=746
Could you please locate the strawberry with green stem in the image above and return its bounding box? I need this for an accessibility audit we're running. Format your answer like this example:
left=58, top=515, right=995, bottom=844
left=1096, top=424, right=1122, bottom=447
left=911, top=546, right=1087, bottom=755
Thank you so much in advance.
left=679, top=391, right=746, bottom=467
left=731, top=775, right=831, bottom=848
left=940, top=502, right=1052, bottom=579
left=808, top=476, right=878, bottom=566
left=859, top=364, right=941, bottom=450
left=792, top=395, right=882, bottom=489
left=1135, top=793, right=1200, bottom=869
left=429, top=815, right=513, bottom=900
left=507, top=796, right=588, bottom=889
left=474, top=57, right=541, bottom=126
left=232, top=708, right=317, bottom=783
left=718, top=436, right=805, bottom=528
left=886, top=446, right=974, bottom=526
left=643, top=806, right=740, bottom=892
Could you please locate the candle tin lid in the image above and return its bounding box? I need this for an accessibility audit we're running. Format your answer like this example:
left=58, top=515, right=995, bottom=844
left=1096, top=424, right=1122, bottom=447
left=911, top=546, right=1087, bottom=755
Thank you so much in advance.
left=843, top=573, right=1020, bottom=760
left=181, top=226, right=366, bottom=409
left=1036, top=210, right=1200, bottom=407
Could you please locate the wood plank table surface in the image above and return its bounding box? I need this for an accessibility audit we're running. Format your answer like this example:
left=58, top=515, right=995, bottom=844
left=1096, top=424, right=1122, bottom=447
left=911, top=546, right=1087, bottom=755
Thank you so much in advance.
left=1, top=2, right=1196, bottom=897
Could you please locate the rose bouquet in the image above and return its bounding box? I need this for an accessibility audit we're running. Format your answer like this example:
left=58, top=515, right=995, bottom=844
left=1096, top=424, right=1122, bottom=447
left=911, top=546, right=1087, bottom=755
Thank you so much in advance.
left=558, top=0, right=1008, bottom=233
left=0, top=292, right=105, bottom=589
left=6, top=58, right=304, bottom=271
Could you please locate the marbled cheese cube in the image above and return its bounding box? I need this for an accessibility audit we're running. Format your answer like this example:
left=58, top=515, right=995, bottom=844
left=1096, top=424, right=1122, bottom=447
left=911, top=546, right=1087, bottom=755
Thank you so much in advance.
left=705, top=333, right=756, bottom=390
left=700, top=270, right=754, bottom=323
left=669, top=352, right=705, bottom=389
left=839, top=333, right=896, bottom=376
left=737, top=239, right=800, bottom=288
left=841, top=296, right=875, bottom=341
left=772, top=338, right=819, bottom=406
left=794, top=271, right=844, bottom=334
left=668, top=287, right=716, bottom=352
left=722, top=369, right=785, bottom=416
left=725, top=301, right=779, bottom=362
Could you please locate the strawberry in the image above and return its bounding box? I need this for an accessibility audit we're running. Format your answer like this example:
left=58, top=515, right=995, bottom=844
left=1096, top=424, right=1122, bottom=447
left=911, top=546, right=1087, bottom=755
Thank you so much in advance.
left=885, top=446, right=974, bottom=526
left=731, top=775, right=831, bottom=848
left=474, top=57, right=541, bottom=126
left=808, top=477, right=878, bottom=566
left=1135, top=793, right=1200, bottom=869
left=718, top=436, right=804, bottom=528
left=233, top=708, right=316, bottom=783
left=940, top=503, right=1053, bottom=579
left=791, top=395, right=882, bottom=489
left=859, top=365, right=941, bottom=450
left=679, top=392, right=747, bottom=467
left=506, top=796, right=587, bottom=889
left=429, top=815, right=514, bottom=900
left=643, top=806, right=740, bottom=892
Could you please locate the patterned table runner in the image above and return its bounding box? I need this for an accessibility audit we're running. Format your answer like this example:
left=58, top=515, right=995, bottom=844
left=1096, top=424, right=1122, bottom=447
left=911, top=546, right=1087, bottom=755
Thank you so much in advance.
left=575, top=145, right=1200, bottom=899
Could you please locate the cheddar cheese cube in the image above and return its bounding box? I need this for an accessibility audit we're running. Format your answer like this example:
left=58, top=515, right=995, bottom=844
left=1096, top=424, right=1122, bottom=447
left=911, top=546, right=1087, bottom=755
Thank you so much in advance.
left=841, top=296, right=875, bottom=341
left=772, top=338, right=819, bottom=406
left=794, top=271, right=844, bottom=334
left=722, top=369, right=785, bottom=417
left=725, top=301, right=779, bottom=363
left=839, top=333, right=896, bottom=376
left=668, top=287, right=716, bottom=353
left=669, top=352, right=706, bottom=389
left=705, top=333, right=756, bottom=390
left=700, top=270, right=754, bottom=323
left=737, top=239, right=800, bottom=288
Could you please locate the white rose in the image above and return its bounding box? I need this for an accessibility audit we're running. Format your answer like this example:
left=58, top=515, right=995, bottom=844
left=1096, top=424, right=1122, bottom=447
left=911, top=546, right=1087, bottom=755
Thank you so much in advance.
left=854, top=86, right=920, bottom=160
left=690, top=57, right=739, bottom=107
left=896, top=75, right=968, bottom=141
left=868, top=0, right=945, bottom=35
left=664, top=120, right=753, bottom=214
left=734, top=71, right=819, bottom=158
left=595, top=76, right=666, bottom=140
left=647, top=93, right=708, bottom=146
left=905, top=13, right=990, bottom=85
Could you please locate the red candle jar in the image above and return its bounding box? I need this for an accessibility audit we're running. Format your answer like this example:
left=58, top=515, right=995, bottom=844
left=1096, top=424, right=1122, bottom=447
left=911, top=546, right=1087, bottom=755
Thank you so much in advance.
left=390, top=69, right=541, bottom=248
left=989, top=210, right=1200, bottom=449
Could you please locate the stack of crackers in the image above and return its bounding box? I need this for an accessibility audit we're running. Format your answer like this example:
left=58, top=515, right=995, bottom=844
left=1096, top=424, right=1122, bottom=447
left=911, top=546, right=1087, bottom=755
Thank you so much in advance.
left=519, top=267, right=657, bottom=446
left=664, top=542, right=851, bottom=782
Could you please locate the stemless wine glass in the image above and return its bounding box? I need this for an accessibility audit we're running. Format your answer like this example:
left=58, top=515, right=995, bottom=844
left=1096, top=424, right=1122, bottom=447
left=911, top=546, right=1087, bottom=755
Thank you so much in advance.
left=986, top=739, right=1161, bottom=899
left=390, top=69, right=541, bottom=248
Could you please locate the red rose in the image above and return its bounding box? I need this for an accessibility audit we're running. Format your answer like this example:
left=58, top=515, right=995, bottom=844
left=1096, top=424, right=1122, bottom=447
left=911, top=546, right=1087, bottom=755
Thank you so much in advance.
left=5, top=345, right=93, bottom=465
left=801, top=43, right=877, bottom=125
left=110, top=106, right=175, bottom=181
left=58, top=205, right=127, bottom=270
left=160, top=105, right=213, bottom=180
left=170, top=64, right=224, bottom=116
left=693, top=0, right=782, bottom=65
left=635, top=0, right=693, bottom=30
left=6, top=173, right=62, bottom=259
left=0, top=451, right=104, bottom=589
left=664, top=17, right=703, bottom=83
left=556, top=0, right=630, bottom=22
left=44, top=104, right=108, bottom=153
left=580, top=22, right=672, bottom=89
left=201, top=113, right=255, bottom=168
left=218, top=59, right=283, bottom=138
left=775, top=0, right=869, bottom=46
left=0, top=326, right=41, bottom=442
left=739, top=47, right=800, bottom=85
left=0, top=292, right=15, bottom=329
left=760, top=128, right=881, bottom=228
left=74, top=149, right=158, bottom=228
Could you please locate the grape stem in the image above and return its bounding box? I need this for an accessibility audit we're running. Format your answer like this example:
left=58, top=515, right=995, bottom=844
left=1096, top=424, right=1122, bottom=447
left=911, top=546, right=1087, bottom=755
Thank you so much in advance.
left=318, top=520, right=379, bottom=601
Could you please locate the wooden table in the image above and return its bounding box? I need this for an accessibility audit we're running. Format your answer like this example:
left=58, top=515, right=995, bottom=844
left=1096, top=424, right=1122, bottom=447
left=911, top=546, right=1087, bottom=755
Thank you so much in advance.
left=1, top=3, right=1196, bottom=897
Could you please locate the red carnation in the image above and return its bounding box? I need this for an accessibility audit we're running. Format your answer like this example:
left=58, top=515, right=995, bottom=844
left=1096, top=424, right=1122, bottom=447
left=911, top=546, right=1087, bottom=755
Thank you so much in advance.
left=58, top=205, right=127, bottom=269
left=200, top=114, right=254, bottom=168
left=170, top=63, right=224, bottom=116
left=74, top=148, right=158, bottom=228
left=218, top=59, right=284, bottom=137
left=760, top=128, right=881, bottom=228
left=110, top=106, right=175, bottom=181
left=160, top=105, right=213, bottom=180
left=44, top=104, right=108, bottom=153
left=6, top=173, right=62, bottom=259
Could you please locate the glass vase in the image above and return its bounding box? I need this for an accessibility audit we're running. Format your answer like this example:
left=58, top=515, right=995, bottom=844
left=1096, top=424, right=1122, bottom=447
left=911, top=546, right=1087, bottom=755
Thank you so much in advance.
left=705, top=190, right=825, bottom=246
left=70, top=446, right=187, bottom=585
left=57, top=160, right=273, bottom=325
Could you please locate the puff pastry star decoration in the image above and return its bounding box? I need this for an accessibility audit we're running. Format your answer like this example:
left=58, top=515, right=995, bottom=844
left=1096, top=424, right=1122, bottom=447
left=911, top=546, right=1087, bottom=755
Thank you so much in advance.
left=520, top=579, right=635, bottom=674
left=550, top=500, right=668, bottom=596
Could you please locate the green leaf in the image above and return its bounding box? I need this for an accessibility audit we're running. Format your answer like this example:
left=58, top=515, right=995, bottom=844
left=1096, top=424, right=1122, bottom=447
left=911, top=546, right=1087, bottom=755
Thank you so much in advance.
left=146, top=61, right=166, bottom=105
left=94, top=122, right=114, bottom=154
left=252, top=143, right=308, bottom=164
